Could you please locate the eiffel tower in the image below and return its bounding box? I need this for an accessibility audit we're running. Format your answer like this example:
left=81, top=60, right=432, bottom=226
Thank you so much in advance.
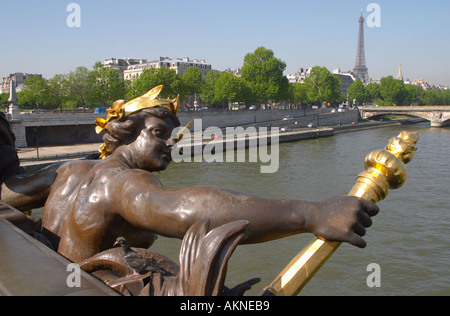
left=353, top=11, right=369, bottom=81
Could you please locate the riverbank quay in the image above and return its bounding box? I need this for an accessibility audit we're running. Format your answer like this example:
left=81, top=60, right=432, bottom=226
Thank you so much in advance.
left=7, top=107, right=352, bottom=148
left=175, top=127, right=334, bottom=158
left=17, top=118, right=420, bottom=174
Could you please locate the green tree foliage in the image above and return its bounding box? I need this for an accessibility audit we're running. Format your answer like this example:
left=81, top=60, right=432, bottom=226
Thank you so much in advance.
left=347, top=80, right=366, bottom=105
left=380, top=76, right=408, bottom=106
left=304, top=66, right=342, bottom=105
left=424, top=90, right=444, bottom=105
left=214, top=72, right=252, bottom=109
left=181, top=67, right=203, bottom=97
left=442, top=90, right=450, bottom=105
left=200, top=70, right=221, bottom=107
left=91, top=62, right=126, bottom=107
left=404, top=84, right=424, bottom=106
left=365, top=82, right=382, bottom=103
left=129, top=67, right=181, bottom=99
left=0, top=93, right=9, bottom=108
left=67, top=66, right=96, bottom=109
left=18, top=75, right=49, bottom=109
left=288, top=83, right=308, bottom=108
left=47, top=74, right=68, bottom=111
left=14, top=49, right=450, bottom=111
left=241, top=47, right=289, bottom=104
left=347, top=78, right=450, bottom=106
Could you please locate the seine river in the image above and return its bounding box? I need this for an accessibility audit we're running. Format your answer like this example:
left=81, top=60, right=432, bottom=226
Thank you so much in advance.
left=151, top=122, right=450, bottom=296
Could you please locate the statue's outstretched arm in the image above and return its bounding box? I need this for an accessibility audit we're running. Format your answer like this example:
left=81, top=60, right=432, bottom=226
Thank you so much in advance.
left=112, top=171, right=378, bottom=247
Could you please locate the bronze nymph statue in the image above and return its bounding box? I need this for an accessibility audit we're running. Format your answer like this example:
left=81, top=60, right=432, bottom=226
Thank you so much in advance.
left=1, top=86, right=379, bottom=295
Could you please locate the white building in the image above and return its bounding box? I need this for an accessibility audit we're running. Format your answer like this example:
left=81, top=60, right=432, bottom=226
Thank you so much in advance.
left=122, top=57, right=211, bottom=80
left=102, top=58, right=148, bottom=77
left=1, top=73, right=43, bottom=94
left=287, top=67, right=311, bottom=84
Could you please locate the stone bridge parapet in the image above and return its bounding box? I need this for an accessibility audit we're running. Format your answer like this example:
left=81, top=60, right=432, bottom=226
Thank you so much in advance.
left=358, top=106, right=450, bottom=127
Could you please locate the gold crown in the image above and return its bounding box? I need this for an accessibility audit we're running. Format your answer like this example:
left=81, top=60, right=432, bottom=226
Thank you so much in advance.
left=95, top=85, right=179, bottom=135
left=95, top=85, right=192, bottom=159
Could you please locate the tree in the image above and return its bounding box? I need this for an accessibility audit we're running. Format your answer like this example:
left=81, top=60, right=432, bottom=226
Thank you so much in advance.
left=129, top=67, right=181, bottom=99
left=214, top=72, right=252, bottom=109
left=47, top=74, right=68, bottom=111
left=304, top=66, right=341, bottom=106
left=91, top=62, right=126, bottom=107
left=441, top=90, right=450, bottom=106
left=19, top=75, right=49, bottom=109
left=181, top=67, right=203, bottom=108
left=365, top=83, right=382, bottom=103
left=67, top=66, right=96, bottom=109
left=404, top=84, right=424, bottom=106
left=380, top=76, right=408, bottom=106
left=1, top=93, right=10, bottom=108
left=288, top=83, right=308, bottom=108
left=424, top=90, right=444, bottom=105
left=181, top=67, right=203, bottom=97
left=200, top=70, right=221, bottom=107
left=241, top=47, right=289, bottom=105
left=347, top=80, right=366, bottom=105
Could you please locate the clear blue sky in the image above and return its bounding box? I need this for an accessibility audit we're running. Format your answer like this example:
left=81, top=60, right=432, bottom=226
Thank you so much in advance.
left=1, top=0, right=449, bottom=85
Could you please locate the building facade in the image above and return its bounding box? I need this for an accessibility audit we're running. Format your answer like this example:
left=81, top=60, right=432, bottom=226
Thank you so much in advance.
left=106, top=57, right=211, bottom=80
left=1, top=73, right=42, bottom=94
left=332, top=69, right=357, bottom=96
left=102, top=58, right=148, bottom=77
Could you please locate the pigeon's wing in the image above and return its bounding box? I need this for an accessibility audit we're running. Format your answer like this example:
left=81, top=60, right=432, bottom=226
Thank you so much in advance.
left=124, top=251, right=147, bottom=270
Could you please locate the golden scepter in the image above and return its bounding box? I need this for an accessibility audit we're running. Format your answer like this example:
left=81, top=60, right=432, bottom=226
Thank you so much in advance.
left=262, top=131, right=419, bottom=296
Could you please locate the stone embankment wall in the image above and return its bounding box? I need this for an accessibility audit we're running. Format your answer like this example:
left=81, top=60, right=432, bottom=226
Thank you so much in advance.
left=9, top=109, right=358, bottom=147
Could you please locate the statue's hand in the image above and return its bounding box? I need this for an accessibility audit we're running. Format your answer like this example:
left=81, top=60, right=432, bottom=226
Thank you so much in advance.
left=311, top=196, right=379, bottom=248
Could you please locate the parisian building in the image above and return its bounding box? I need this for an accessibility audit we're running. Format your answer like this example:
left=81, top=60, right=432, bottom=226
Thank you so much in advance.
left=1, top=73, right=42, bottom=94
left=104, top=57, right=211, bottom=80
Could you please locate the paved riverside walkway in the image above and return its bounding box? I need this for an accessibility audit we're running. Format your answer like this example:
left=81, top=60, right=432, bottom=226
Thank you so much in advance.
left=18, top=143, right=101, bottom=166
left=18, top=128, right=333, bottom=165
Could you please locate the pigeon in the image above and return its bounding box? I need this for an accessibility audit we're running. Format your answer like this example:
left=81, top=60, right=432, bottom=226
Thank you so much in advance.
left=114, top=237, right=165, bottom=276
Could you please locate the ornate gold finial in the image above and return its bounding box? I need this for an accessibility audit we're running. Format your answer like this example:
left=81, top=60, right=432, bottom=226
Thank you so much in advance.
left=349, top=130, right=419, bottom=202
left=263, top=131, right=419, bottom=296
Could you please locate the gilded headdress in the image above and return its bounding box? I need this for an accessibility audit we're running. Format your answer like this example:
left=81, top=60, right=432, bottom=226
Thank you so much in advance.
left=95, top=85, right=187, bottom=159
left=95, top=85, right=179, bottom=135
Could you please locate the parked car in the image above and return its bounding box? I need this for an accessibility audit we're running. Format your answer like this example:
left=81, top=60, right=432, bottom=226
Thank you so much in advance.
left=308, top=123, right=317, bottom=128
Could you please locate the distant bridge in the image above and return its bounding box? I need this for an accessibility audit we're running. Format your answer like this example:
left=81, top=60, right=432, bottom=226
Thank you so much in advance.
left=358, top=106, right=450, bottom=127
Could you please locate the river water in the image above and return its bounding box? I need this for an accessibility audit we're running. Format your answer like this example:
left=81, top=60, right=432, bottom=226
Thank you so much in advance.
left=150, top=123, right=450, bottom=296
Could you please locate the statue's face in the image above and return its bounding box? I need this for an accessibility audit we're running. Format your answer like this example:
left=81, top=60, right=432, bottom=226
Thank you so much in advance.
left=127, top=115, right=176, bottom=172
